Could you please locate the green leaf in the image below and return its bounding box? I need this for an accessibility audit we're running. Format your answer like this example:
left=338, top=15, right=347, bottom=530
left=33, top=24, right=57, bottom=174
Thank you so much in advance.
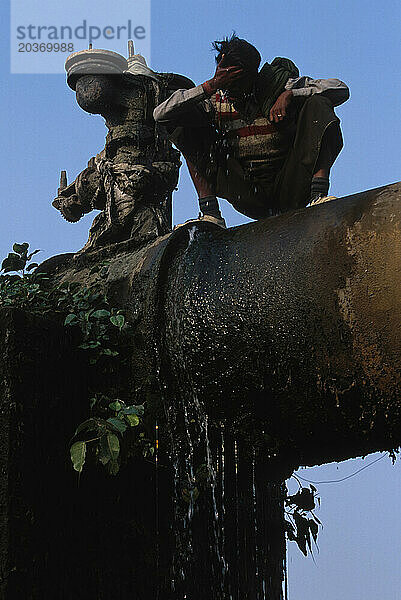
left=308, top=519, right=319, bottom=544
left=1, top=274, right=21, bottom=282
left=74, top=418, right=101, bottom=437
left=1, top=255, right=26, bottom=273
left=126, top=414, right=140, bottom=427
left=109, top=400, right=123, bottom=412
left=26, top=249, right=40, bottom=260
left=78, top=341, right=101, bottom=350
left=64, top=313, right=77, bottom=325
left=26, top=263, right=39, bottom=271
left=311, top=512, right=322, bottom=525
left=13, top=243, right=29, bottom=256
left=122, top=404, right=144, bottom=417
left=91, top=309, right=110, bottom=319
left=70, top=441, right=86, bottom=473
left=305, top=527, right=313, bottom=556
left=102, top=349, right=119, bottom=357
left=294, top=512, right=310, bottom=556
left=27, top=284, right=40, bottom=293
left=89, top=292, right=102, bottom=302
left=182, top=486, right=200, bottom=504
left=99, top=434, right=111, bottom=465
left=296, top=534, right=308, bottom=556
left=285, top=520, right=297, bottom=542
left=107, top=460, right=120, bottom=475
left=107, top=417, right=127, bottom=433
left=106, top=433, right=120, bottom=461
left=287, top=488, right=315, bottom=511
left=110, top=315, right=125, bottom=330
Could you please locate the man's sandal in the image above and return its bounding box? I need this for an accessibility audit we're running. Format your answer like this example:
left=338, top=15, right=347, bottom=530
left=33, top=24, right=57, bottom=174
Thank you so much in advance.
left=173, top=214, right=227, bottom=230
left=307, top=195, right=338, bottom=207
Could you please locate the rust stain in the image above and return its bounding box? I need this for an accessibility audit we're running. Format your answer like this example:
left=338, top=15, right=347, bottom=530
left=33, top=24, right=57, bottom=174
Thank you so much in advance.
left=336, top=201, right=401, bottom=394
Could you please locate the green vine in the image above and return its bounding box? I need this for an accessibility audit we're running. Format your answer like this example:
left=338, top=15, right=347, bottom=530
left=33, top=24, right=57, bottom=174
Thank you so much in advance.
left=0, top=242, right=154, bottom=476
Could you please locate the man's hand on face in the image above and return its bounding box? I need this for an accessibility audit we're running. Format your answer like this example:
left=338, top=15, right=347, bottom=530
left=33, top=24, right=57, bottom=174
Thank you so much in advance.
left=269, top=90, right=293, bottom=123
left=202, top=55, right=244, bottom=96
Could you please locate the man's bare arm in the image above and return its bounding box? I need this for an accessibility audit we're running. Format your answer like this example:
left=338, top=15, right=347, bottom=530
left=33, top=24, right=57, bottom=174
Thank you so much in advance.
left=153, top=55, right=244, bottom=126
left=269, top=76, right=350, bottom=123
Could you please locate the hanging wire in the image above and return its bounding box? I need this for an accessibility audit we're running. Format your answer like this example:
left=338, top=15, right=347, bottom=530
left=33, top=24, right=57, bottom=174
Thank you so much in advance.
left=294, top=453, right=386, bottom=485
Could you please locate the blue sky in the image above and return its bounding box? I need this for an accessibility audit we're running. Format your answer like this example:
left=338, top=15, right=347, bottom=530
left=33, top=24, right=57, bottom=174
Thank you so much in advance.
left=1, top=0, right=400, bottom=597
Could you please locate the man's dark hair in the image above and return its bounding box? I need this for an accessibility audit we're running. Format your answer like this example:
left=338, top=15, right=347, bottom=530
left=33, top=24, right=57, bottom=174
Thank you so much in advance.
left=212, top=33, right=261, bottom=72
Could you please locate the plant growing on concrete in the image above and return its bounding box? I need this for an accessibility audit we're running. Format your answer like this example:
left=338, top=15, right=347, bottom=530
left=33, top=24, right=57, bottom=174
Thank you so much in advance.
left=0, top=242, right=154, bottom=476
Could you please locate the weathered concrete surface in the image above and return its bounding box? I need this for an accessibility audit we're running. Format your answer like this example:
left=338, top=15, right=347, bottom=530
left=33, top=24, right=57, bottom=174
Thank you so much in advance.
left=42, top=181, right=401, bottom=470
left=0, top=307, right=176, bottom=599
left=0, top=308, right=87, bottom=597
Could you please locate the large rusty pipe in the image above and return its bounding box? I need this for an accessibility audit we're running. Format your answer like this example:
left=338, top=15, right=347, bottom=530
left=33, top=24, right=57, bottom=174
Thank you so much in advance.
left=161, top=182, right=401, bottom=467
left=45, top=182, right=401, bottom=468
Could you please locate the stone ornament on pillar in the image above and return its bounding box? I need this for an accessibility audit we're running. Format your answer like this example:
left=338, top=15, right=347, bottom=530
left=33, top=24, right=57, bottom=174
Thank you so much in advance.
left=52, top=41, right=194, bottom=254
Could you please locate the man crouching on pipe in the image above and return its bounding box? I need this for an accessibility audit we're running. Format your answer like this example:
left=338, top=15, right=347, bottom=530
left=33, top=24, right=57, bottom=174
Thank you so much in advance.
left=153, top=33, right=349, bottom=228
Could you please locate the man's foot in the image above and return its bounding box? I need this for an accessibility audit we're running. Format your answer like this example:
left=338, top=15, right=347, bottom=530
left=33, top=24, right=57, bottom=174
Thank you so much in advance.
left=200, top=214, right=227, bottom=227
left=173, top=213, right=227, bottom=230
left=307, top=195, right=337, bottom=207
